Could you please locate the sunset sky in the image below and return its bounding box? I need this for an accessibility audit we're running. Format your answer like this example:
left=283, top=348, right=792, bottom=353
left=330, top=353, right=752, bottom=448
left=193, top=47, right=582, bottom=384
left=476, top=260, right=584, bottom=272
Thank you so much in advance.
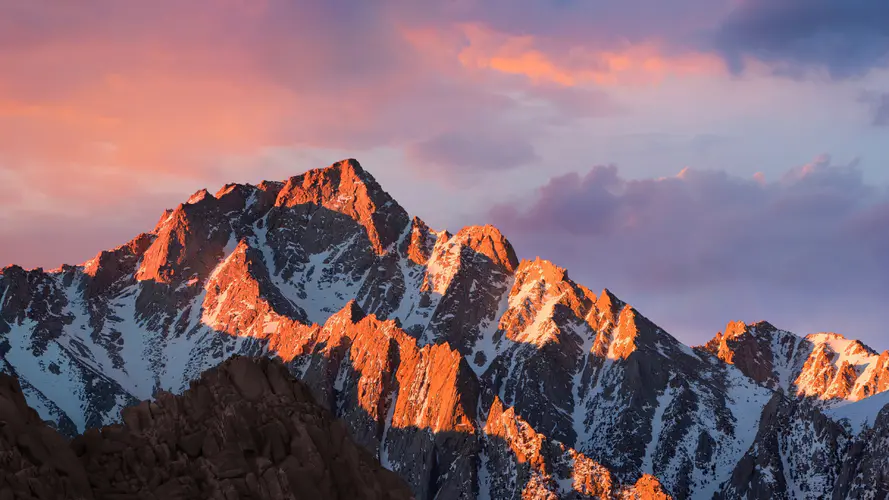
left=2, top=0, right=888, bottom=345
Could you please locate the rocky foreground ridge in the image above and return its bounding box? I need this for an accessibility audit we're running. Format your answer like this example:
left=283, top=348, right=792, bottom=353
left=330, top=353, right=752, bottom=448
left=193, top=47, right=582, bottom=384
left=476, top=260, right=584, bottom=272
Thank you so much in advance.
left=1, top=159, right=888, bottom=499
left=0, top=355, right=412, bottom=499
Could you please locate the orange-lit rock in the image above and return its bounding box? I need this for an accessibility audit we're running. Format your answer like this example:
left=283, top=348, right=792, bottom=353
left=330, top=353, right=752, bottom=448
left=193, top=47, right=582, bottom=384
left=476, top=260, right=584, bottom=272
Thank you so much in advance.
left=275, top=158, right=409, bottom=255
left=703, top=322, right=889, bottom=406
left=5, top=158, right=889, bottom=500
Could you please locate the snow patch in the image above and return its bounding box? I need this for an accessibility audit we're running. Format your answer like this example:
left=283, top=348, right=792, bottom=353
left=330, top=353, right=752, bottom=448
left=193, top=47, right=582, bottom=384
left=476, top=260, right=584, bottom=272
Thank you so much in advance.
left=642, top=384, right=676, bottom=473
left=826, top=390, right=889, bottom=435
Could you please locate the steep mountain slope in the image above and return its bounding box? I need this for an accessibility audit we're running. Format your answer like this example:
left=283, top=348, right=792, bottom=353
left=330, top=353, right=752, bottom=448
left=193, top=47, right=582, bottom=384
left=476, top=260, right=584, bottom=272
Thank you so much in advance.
left=483, top=397, right=671, bottom=499
left=827, top=390, right=889, bottom=435
left=830, top=398, right=889, bottom=499
left=1, top=158, right=888, bottom=499
left=703, top=321, right=889, bottom=405
left=0, top=355, right=413, bottom=499
left=715, top=393, right=848, bottom=499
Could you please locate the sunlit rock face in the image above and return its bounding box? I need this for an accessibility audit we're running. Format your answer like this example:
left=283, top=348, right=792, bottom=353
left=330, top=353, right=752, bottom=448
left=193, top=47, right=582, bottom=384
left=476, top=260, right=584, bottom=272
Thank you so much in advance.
left=702, top=321, right=889, bottom=405
left=2, top=158, right=889, bottom=499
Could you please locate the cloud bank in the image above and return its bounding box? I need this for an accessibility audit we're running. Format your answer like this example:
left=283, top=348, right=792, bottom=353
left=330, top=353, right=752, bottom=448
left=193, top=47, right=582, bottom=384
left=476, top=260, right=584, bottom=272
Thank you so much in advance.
left=491, top=156, right=889, bottom=344
left=716, top=0, right=889, bottom=78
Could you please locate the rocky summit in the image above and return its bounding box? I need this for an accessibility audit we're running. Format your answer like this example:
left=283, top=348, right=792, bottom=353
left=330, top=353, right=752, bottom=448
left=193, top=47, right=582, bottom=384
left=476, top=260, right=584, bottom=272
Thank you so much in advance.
left=1, top=159, right=888, bottom=499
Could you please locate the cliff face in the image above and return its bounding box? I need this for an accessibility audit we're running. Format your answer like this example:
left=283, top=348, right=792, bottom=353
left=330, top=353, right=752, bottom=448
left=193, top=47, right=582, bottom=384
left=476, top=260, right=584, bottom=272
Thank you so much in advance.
left=0, top=369, right=93, bottom=499
left=2, top=158, right=888, bottom=499
left=483, top=397, right=671, bottom=500
left=0, top=356, right=413, bottom=500
left=702, top=321, right=889, bottom=406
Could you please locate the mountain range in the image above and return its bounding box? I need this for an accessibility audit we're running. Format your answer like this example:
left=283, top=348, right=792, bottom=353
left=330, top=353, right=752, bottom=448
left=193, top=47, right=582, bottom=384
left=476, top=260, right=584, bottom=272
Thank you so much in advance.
left=1, top=159, right=887, bottom=499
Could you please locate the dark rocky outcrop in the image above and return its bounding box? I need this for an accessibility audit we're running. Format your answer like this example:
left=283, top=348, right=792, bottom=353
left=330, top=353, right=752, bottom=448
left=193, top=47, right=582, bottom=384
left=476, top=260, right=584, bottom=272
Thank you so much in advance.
left=0, top=372, right=93, bottom=499
left=831, top=404, right=889, bottom=499
left=0, top=356, right=413, bottom=500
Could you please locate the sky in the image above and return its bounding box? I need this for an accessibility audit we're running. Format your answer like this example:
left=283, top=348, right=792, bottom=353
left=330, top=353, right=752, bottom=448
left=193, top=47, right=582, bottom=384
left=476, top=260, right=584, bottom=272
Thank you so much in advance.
left=1, top=0, right=888, bottom=347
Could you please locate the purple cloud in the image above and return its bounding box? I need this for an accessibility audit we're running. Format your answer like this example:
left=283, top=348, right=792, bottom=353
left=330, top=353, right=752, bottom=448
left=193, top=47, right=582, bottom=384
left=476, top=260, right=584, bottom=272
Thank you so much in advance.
left=874, top=93, right=889, bottom=126
left=490, top=156, right=889, bottom=345
left=406, top=129, right=539, bottom=175
left=394, top=0, right=726, bottom=50
left=857, top=91, right=889, bottom=127
left=715, top=0, right=889, bottom=78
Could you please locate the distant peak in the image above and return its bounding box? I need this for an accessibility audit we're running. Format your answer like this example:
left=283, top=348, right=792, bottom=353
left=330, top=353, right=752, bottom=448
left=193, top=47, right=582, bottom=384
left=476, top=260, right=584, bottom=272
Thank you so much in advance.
left=517, top=257, right=568, bottom=283
left=213, top=182, right=252, bottom=199
left=277, top=159, right=373, bottom=196
left=276, top=158, right=410, bottom=253
left=750, top=320, right=778, bottom=330
left=806, top=332, right=848, bottom=349
left=402, top=217, right=435, bottom=265
left=722, top=320, right=779, bottom=340
left=257, top=180, right=284, bottom=191
left=83, top=233, right=154, bottom=277
left=186, top=188, right=213, bottom=205
left=0, top=264, right=25, bottom=276
left=806, top=332, right=878, bottom=356
left=723, top=320, right=749, bottom=339
left=596, top=288, right=626, bottom=319
left=215, top=183, right=238, bottom=196
left=292, top=158, right=375, bottom=188
left=807, top=332, right=847, bottom=341
left=599, top=287, right=621, bottom=304
left=453, top=224, right=519, bottom=273
left=335, top=300, right=367, bottom=324
left=334, top=158, right=368, bottom=177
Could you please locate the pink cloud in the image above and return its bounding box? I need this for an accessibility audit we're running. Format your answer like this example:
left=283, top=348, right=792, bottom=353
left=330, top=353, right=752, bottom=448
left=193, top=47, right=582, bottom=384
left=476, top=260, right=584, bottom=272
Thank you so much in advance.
left=0, top=2, right=632, bottom=232
left=0, top=1, right=713, bottom=181
left=455, top=24, right=725, bottom=87
left=0, top=0, right=785, bottom=271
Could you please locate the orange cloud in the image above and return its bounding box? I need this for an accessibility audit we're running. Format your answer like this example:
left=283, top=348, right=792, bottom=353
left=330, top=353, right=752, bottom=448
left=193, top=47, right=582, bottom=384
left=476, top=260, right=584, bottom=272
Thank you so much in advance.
left=0, top=12, right=533, bottom=252
left=0, top=1, right=717, bottom=268
left=454, top=24, right=724, bottom=87
left=0, top=8, right=713, bottom=209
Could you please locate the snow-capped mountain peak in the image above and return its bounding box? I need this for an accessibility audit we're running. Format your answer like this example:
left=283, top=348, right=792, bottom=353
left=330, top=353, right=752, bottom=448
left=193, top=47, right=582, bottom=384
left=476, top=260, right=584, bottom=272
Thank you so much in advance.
left=2, top=159, right=888, bottom=499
